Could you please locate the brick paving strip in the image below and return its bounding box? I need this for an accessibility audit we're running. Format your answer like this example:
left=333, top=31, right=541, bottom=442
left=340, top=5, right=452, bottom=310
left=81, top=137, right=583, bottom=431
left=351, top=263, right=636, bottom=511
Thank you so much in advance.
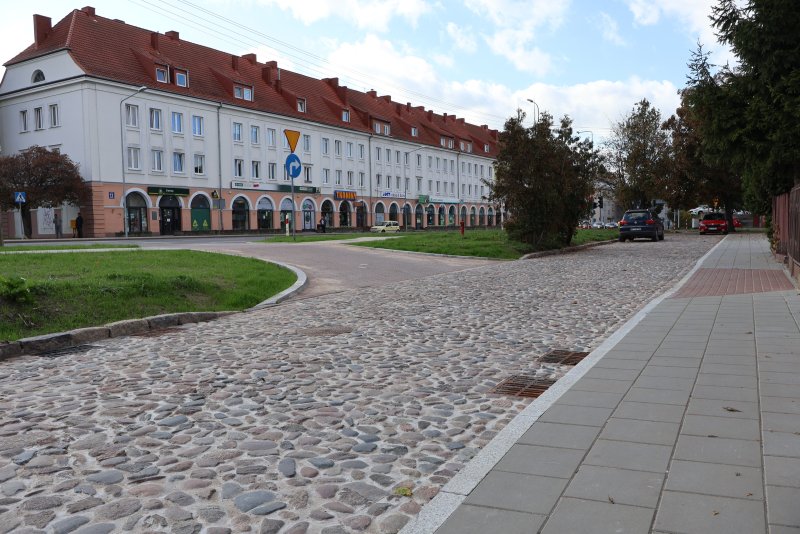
left=0, top=234, right=743, bottom=534
left=671, top=268, right=794, bottom=298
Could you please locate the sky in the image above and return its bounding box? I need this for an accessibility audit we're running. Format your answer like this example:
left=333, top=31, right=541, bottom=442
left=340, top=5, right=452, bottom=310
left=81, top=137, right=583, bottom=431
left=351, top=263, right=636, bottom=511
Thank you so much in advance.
left=0, top=0, right=733, bottom=143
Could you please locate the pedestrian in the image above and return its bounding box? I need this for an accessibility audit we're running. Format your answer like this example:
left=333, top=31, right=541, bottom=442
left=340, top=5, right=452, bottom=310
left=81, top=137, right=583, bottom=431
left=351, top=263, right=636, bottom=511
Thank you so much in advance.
left=70, top=218, right=77, bottom=237
left=76, top=212, right=84, bottom=238
left=53, top=213, right=63, bottom=238
left=320, top=216, right=326, bottom=233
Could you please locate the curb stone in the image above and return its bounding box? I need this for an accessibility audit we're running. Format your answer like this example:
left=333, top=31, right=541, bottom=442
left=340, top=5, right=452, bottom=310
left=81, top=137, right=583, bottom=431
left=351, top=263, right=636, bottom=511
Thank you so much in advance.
left=520, top=239, right=617, bottom=260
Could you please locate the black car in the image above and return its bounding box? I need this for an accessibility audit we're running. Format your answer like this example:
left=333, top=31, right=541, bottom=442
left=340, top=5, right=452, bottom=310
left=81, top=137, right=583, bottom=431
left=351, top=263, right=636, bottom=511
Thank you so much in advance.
left=618, top=209, right=664, bottom=242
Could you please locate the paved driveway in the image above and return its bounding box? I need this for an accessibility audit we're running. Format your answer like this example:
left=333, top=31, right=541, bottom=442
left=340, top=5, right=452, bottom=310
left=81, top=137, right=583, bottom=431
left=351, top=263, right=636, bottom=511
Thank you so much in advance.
left=0, top=234, right=722, bottom=534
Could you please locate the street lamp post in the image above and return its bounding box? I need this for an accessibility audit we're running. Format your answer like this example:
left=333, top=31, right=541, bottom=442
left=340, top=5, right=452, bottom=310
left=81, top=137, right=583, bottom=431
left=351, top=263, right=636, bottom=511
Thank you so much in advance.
left=526, top=98, right=540, bottom=123
left=119, top=86, right=147, bottom=238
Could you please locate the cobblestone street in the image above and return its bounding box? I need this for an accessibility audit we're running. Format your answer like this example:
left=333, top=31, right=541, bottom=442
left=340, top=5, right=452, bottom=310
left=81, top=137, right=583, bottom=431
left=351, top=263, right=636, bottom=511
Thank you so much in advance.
left=0, top=235, right=721, bottom=534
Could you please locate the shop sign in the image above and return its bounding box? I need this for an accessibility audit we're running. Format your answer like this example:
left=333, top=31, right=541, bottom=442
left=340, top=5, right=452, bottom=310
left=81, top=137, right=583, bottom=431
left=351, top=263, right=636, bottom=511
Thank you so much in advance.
left=148, top=186, right=190, bottom=196
left=334, top=190, right=358, bottom=200
left=231, top=181, right=268, bottom=190
left=276, top=185, right=319, bottom=194
left=418, top=195, right=430, bottom=203
left=429, top=196, right=459, bottom=204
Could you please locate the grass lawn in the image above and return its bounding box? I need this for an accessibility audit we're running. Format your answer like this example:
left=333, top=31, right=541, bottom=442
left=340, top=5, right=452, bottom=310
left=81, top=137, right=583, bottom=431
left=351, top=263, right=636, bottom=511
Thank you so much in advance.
left=352, top=228, right=619, bottom=259
left=0, top=244, right=139, bottom=252
left=0, top=250, right=296, bottom=341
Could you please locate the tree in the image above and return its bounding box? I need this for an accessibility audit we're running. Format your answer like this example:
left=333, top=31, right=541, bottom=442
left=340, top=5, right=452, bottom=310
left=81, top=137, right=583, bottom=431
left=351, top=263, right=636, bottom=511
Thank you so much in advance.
left=605, top=99, right=671, bottom=211
left=489, top=110, right=601, bottom=249
left=706, top=0, right=800, bottom=211
left=0, top=146, right=88, bottom=240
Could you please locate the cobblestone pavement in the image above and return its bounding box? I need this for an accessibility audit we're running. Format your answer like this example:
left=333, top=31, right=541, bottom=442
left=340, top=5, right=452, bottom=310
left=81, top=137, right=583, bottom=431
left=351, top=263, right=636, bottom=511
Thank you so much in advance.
left=0, top=234, right=720, bottom=534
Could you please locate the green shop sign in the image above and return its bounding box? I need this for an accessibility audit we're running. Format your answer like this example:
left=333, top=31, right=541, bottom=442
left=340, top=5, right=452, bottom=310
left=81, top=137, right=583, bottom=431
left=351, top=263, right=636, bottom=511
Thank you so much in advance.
left=276, top=185, right=319, bottom=194
left=148, top=186, right=190, bottom=196
left=418, top=195, right=430, bottom=203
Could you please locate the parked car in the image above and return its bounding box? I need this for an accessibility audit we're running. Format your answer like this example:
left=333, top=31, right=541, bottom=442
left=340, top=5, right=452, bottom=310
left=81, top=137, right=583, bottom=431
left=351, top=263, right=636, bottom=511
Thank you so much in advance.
left=579, top=220, right=592, bottom=229
left=733, top=217, right=742, bottom=228
left=618, top=209, right=664, bottom=242
left=604, top=222, right=618, bottom=229
left=699, top=212, right=728, bottom=234
left=689, top=205, right=711, bottom=215
left=591, top=221, right=605, bottom=229
left=370, top=220, right=401, bottom=233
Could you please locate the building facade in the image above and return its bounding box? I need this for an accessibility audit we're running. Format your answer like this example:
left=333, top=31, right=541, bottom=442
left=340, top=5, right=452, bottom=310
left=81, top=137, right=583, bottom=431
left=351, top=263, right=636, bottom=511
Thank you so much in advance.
left=0, top=7, right=501, bottom=238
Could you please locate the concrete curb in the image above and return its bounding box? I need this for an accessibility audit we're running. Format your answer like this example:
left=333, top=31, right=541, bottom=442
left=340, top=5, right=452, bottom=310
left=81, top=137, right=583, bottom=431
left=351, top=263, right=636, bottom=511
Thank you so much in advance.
left=519, top=238, right=618, bottom=260
left=0, top=260, right=307, bottom=362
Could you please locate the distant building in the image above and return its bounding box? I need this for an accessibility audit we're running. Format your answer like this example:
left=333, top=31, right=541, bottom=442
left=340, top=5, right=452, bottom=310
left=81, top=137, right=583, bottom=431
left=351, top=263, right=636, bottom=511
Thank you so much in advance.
left=0, top=6, right=501, bottom=238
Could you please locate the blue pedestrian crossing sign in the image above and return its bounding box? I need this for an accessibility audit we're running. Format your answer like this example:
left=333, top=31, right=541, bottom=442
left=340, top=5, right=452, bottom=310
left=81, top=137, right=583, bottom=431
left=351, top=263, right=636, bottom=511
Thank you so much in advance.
left=14, top=192, right=26, bottom=204
left=285, top=153, right=302, bottom=179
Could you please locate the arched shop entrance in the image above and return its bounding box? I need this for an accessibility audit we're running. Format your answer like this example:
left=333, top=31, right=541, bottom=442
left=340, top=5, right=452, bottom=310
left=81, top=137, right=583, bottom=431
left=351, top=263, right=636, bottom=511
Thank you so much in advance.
left=280, top=198, right=294, bottom=231
left=356, top=201, right=367, bottom=228
left=190, top=195, right=211, bottom=232
left=125, top=191, right=148, bottom=235
left=437, top=205, right=445, bottom=226
left=426, top=205, right=435, bottom=226
left=159, top=195, right=181, bottom=235
left=488, top=207, right=494, bottom=226
left=448, top=206, right=456, bottom=226
left=257, top=197, right=274, bottom=230
left=470, top=206, right=476, bottom=227
left=321, top=200, right=334, bottom=228
left=232, top=197, right=250, bottom=231
left=389, top=203, right=399, bottom=222
left=402, top=204, right=412, bottom=228
left=375, top=203, right=385, bottom=224
left=339, top=201, right=351, bottom=227
left=460, top=206, right=467, bottom=226
left=415, top=204, right=423, bottom=229
left=479, top=207, right=485, bottom=226
left=302, top=199, right=316, bottom=231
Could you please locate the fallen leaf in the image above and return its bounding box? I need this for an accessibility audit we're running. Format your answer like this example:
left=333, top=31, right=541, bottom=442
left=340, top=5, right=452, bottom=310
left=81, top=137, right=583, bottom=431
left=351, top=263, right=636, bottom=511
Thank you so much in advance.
left=713, top=511, right=720, bottom=516
left=723, top=406, right=741, bottom=412
left=608, top=495, right=615, bottom=504
left=746, top=493, right=752, bottom=496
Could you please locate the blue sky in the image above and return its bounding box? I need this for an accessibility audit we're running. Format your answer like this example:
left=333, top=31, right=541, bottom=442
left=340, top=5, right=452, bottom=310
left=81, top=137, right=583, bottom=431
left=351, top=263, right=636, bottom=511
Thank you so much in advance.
left=1, top=1, right=731, bottom=142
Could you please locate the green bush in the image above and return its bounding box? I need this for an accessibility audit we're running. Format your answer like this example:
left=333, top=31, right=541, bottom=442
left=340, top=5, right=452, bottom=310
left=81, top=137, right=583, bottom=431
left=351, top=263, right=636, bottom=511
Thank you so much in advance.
left=0, top=276, right=33, bottom=304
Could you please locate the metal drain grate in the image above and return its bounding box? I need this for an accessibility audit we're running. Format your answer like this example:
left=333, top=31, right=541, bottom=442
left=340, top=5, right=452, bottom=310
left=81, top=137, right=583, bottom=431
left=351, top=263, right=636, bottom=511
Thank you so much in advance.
left=539, top=349, right=590, bottom=365
left=38, top=344, right=99, bottom=357
left=296, top=326, right=353, bottom=336
left=488, top=375, right=557, bottom=398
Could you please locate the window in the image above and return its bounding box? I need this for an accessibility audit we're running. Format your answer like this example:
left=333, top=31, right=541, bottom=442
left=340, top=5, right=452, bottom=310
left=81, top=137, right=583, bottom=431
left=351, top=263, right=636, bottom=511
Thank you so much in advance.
left=346, top=142, right=353, bottom=157
left=251, top=160, right=260, bottom=179
left=150, top=108, right=162, bottom=130
left=234, top=85, right=253, bottom=101
left=125, top=104, right=138, bottom=127
left=428, top=156, right=432, bottom=169
left=484, top=143, right=490, bottom=153
left=268, top=162, right=277, bottom=180
left=335, top=170, right=342, bottom=185
left=480, top=165, right=485, bottom=177
left=395, top=151, right=401, bottom=164
left=385, top=148, right=390, bottom=162
left=32, top=70, right=45, bottom=83
left=404, top=152, right=409, bottom=165
left=323, top=168, right=330, bottom=184
left=436, top=157, right=440, bottom=170
left=234, top=158, right=244, bottom=177
left=450, top=160, right=455, bottom=173
left=405, top=177, right=410, bottom=191
left=34, top=107, right=44, bottom=129
left=156, top=67, right=168, bottom=83
left=466, top=142, right=472, bottom=153
left=347, top=170, right=353, bottom=186
left=192, top=115, right=204, bottom=136
left=235, top=87, right=242, bottom=98
left=49, top=104, right=59, bottom=127
left=342, top=109, right=350, bottom=122
left=376, top=174, right=382, bottom=187
left=411, top=127, right=418, bottom=137
left=416, top=178, right=422, bottom=191
left=374, top=122, right=381, bottom=134
left=171, top=112, right=183, bottom=133
left=173, top=152, right=185, bottom=173
left=481, top=185, right=485, bottom=197
left=175, top=70, right=188, bottom=87
left=283, top=135, right=290, bottom=150
left=297, top=98, right=306, bottom=112
left=375, top=147, right=381, bottom=161
left=335, top=140, right=342, bottom=156
left=448, top=139, right=454, bottom=149
left=440, top=136, right=446, bottom=147
left=232, top=122, right=242, bottom=142
left=417, top=154, right=422, bottom=167
left=359, top=172, right=365, bottom=187
left=251, top=125, right=260, bottom=144
left=194, top=154, right=205, bottom=175
left=321, top=138, right=329, bottom=155
left=152, top=149, right=163, bottom=172
left=359, top=144, right=365, bottom=159
left=304, top=166, right=312, bottom=182
left=126, top=147, right=140, bottom=170
left=383, top=124, right=390, bottom=135
left=460, top=141, right=465, bottom=151
left=244, top=87, right=253, bottom=101
left=428, top=180, right=433, bottom=192
left=436, top=181, right=440, bottom=192
left=462, top=184, right=466, bottom=195
left=303, top=134, right=311, bottom=152
left=396, top=176, right=401, bottom=189
left=451, top=182, right=455, bottom=194
left=267, top=128, right=276, bottom=147
left=20, top=110, right=28, bottom=132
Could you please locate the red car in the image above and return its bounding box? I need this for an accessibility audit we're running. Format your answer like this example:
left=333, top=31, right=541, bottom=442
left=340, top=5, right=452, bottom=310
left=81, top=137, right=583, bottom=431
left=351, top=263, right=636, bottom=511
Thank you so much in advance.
left=699, top=212, right=728, bottom=234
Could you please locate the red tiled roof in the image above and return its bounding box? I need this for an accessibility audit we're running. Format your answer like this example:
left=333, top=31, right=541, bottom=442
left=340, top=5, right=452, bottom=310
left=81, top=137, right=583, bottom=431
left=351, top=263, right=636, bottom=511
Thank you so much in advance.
left=5, top=7, right=498, bottom=156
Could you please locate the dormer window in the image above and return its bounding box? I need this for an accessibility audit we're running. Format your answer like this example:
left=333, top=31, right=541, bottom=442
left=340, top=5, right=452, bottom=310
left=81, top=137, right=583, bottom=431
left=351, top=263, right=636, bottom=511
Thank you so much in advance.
left=234, top=85, right=253, bottom=101
left=156, top=67, right=168, bottom=83
left=460, top=141, right=465, bottom=151
left=448, top=139, right=454, bottom=149
left=383, top=124, right=390, bottom=135
left=175, top=70, right=188, bottom=87
left=440, top=136, right=446, bottom=147
left=411, top=127, right=418, bottom=137
left=466, top=142, right=473, bottom=153
left=374, top=122, right=380, bottom=134
left=342, top=109, right=350, bottom=122
left=484, top=143, right=490, bottom=153
left=297, top=98, right=306, bottom=112
left=31, top=70, right=45, bottom=83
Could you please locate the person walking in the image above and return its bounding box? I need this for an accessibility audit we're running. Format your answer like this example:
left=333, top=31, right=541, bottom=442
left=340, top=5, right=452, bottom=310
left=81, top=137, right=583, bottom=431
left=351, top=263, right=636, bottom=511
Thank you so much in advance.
left=76, top=212, right=84, bottom=238
left=53, top=213, right=63, bottom=238
left=320, top=216, right=326, bottom=233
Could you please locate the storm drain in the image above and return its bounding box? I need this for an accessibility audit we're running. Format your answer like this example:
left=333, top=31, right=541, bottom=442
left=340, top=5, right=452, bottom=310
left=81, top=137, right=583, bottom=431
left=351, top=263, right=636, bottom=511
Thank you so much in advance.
left=38, top=344, right=99, bottom=357
left=296, top=326, right=353, bottom=336
left=539, top=349, right=590, bottom=365
left=488, top=375, right=557, bottom=398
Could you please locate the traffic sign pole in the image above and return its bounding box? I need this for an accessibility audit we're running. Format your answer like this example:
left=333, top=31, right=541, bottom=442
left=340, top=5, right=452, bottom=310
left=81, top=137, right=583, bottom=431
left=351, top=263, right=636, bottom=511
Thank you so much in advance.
left=283, top=132, right=302, bottom=242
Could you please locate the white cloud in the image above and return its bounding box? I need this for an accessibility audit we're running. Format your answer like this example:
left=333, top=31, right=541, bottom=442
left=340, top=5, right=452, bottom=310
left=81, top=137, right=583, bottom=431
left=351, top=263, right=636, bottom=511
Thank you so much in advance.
left=599, top=12, right=626, bottom=46
left=432, top=53, right=455, bottom=68
left=256, top=0, right=432, bottom=31
left=462, top=0, right=571, bottom=76
left=446, top=22, right=477, bottom=53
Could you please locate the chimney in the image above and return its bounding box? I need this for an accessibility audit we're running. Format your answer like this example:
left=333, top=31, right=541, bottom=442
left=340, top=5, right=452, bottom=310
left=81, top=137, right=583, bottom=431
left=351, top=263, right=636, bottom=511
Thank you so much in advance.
left=165, top=30, right=179, bottom=40
left=367, top=90, right=377, bottom=98
left=80, top=6, right=96, bottom=16
left=262, top=61, right=277, bottom=85
left=33, top=14, right=52, bottom=47
left=231, top=55, right=239, bottom=71
left=427, top=110, right=433, bottom=120
left=406, top=103, right=411, bottom=111
left=150, top=32, right=159, bottom=51
left=337, top=86, right=347, bottom=102
left=381, top=95, right=392, bottom=103
left=242, top=53, right=257, bottom=65
left=324, top=77, right=339, bottom=87
left=443, top=113, right=448, bottom=121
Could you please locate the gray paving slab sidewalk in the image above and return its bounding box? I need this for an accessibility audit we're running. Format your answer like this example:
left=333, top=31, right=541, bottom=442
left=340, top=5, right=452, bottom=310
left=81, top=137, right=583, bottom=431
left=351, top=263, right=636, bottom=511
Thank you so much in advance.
left=409, top=234, right=800, bottom=534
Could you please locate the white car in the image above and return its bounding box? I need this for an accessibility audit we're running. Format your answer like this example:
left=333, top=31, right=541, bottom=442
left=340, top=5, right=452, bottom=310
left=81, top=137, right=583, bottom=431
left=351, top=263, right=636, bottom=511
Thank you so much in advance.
left=689, top=205, right=711, bottom=215
left=370, top=221, right=401, bottom=233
